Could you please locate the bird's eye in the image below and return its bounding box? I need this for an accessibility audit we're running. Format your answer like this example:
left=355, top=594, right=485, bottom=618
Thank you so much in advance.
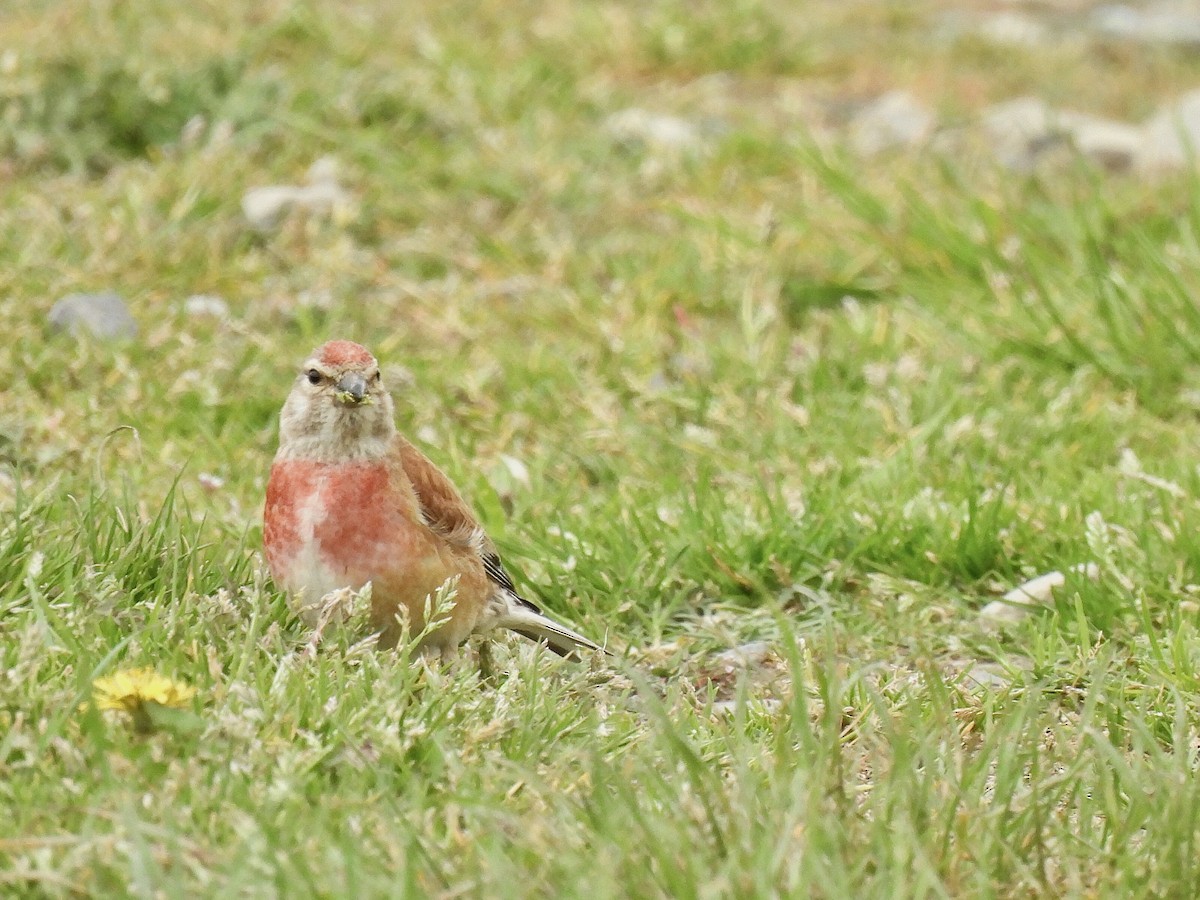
left=371, top=370, right=381, bottom=382
left=306, top=369, right=322, bottom=385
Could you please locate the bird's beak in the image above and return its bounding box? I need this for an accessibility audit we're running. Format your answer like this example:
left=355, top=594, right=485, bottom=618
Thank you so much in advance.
left=334, top=372, right=372, bottom=406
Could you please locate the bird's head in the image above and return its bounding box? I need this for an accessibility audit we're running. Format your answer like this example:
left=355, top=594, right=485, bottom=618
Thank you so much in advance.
left=277, top=340, right=396, bottom=458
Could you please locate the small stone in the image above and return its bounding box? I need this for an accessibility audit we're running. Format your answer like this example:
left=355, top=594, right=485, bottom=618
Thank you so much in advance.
left=1137, top=89, right=1200, bottom=174
left=1063, top=113, right=1143, bottom=172
left=980, top=563, right=1100, bottom=625
left=981, top=97, right=1059, bottom=171
left=182, top=294, right=230, bottom=319
left=979, top=598, right=1030, bottom=625
left=604, top=108, right=704, bottom=153
left=981, top=97, right=1141, bottom=172
left=1093, top=4, right=1200, bottom=51
left=242, top=186, right=303, bottom=231
left=1092, top=5, right=1141, bottom=38
left=306, top=155, right=340, bottom=186
left=976, top=12, right=1049, bottom=47
left=932, top=10, right=1049, bottom=48
left=242, top=158, right=351, bottom=231
left=48, top=292, right=136, bottom=340
left=849, top=90, right=935, bottom=156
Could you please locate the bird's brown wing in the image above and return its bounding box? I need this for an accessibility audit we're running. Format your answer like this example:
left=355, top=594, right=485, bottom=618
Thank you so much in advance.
left=395, top=436, right=604, bottom=657
left=394, top=436, right=485, bottom=551
left=394, top=436, right=535, bottom=604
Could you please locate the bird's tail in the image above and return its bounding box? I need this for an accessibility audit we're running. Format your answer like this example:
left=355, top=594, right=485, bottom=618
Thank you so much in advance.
left=495, top=600, right=607, bottom=659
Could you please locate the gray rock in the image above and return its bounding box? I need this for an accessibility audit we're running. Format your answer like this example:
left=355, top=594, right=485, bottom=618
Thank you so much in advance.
left=305, top=155, right=340, bottom=186
left=981, top=97, right=1058, bottom=171
left=980, top=564, right=1099, bottom=627
left=1093, top=4, right=1200, bottom=51
left=1138, top=89, right=1200, bottom=173
left=1061, top=112, right=1143, bottom=173
left=604, top=108, right=704, bottom=153
left=849, top=90, right=935, bottom=156
left=242, top=156, right=351, bottom=231
left=48, top=292, right=136, bottom=340
left=933, top=10, right=1050, bottom=47
left=980, top=569, right=1066, bottom=625
left=242, top=183, right=348, bottom=231
left=976, top=11, right=1049, bottom=47
left=981, top=97, right=1142, bottom=172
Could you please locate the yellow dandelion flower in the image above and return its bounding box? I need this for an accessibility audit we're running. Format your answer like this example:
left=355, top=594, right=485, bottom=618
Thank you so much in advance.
left=91, top=668, right=197, bottom=732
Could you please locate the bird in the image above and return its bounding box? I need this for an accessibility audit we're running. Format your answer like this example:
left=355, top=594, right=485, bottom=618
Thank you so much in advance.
left=263, top=339, right=605, bottom=660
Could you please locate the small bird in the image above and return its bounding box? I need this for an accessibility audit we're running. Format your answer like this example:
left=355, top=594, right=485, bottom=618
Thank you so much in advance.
left=263, top=339, right=604, bottom=659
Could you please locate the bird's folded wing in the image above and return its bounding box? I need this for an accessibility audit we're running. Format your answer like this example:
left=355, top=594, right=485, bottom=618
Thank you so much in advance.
left=395, top=437, right=530, bottom=607
left=397, top=436, right=593, bottom=617
left=395, top=437, right=606, bottom=657
left=394, top=436, right=487, bottom=552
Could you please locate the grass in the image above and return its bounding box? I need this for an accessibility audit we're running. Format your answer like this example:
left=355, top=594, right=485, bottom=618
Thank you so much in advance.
left=4, top=0, right=1200, bottom=895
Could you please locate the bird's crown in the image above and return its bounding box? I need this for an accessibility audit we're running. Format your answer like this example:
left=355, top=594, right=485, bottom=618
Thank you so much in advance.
left=314, top=340, right=376, bottom=369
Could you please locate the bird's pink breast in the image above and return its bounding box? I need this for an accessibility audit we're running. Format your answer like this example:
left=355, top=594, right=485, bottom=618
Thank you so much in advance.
left=264, top=459, right=402, bottom=594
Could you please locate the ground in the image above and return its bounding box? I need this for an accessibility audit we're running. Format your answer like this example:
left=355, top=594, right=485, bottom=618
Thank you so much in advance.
left=4, top=0, right=1200, bottom=896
